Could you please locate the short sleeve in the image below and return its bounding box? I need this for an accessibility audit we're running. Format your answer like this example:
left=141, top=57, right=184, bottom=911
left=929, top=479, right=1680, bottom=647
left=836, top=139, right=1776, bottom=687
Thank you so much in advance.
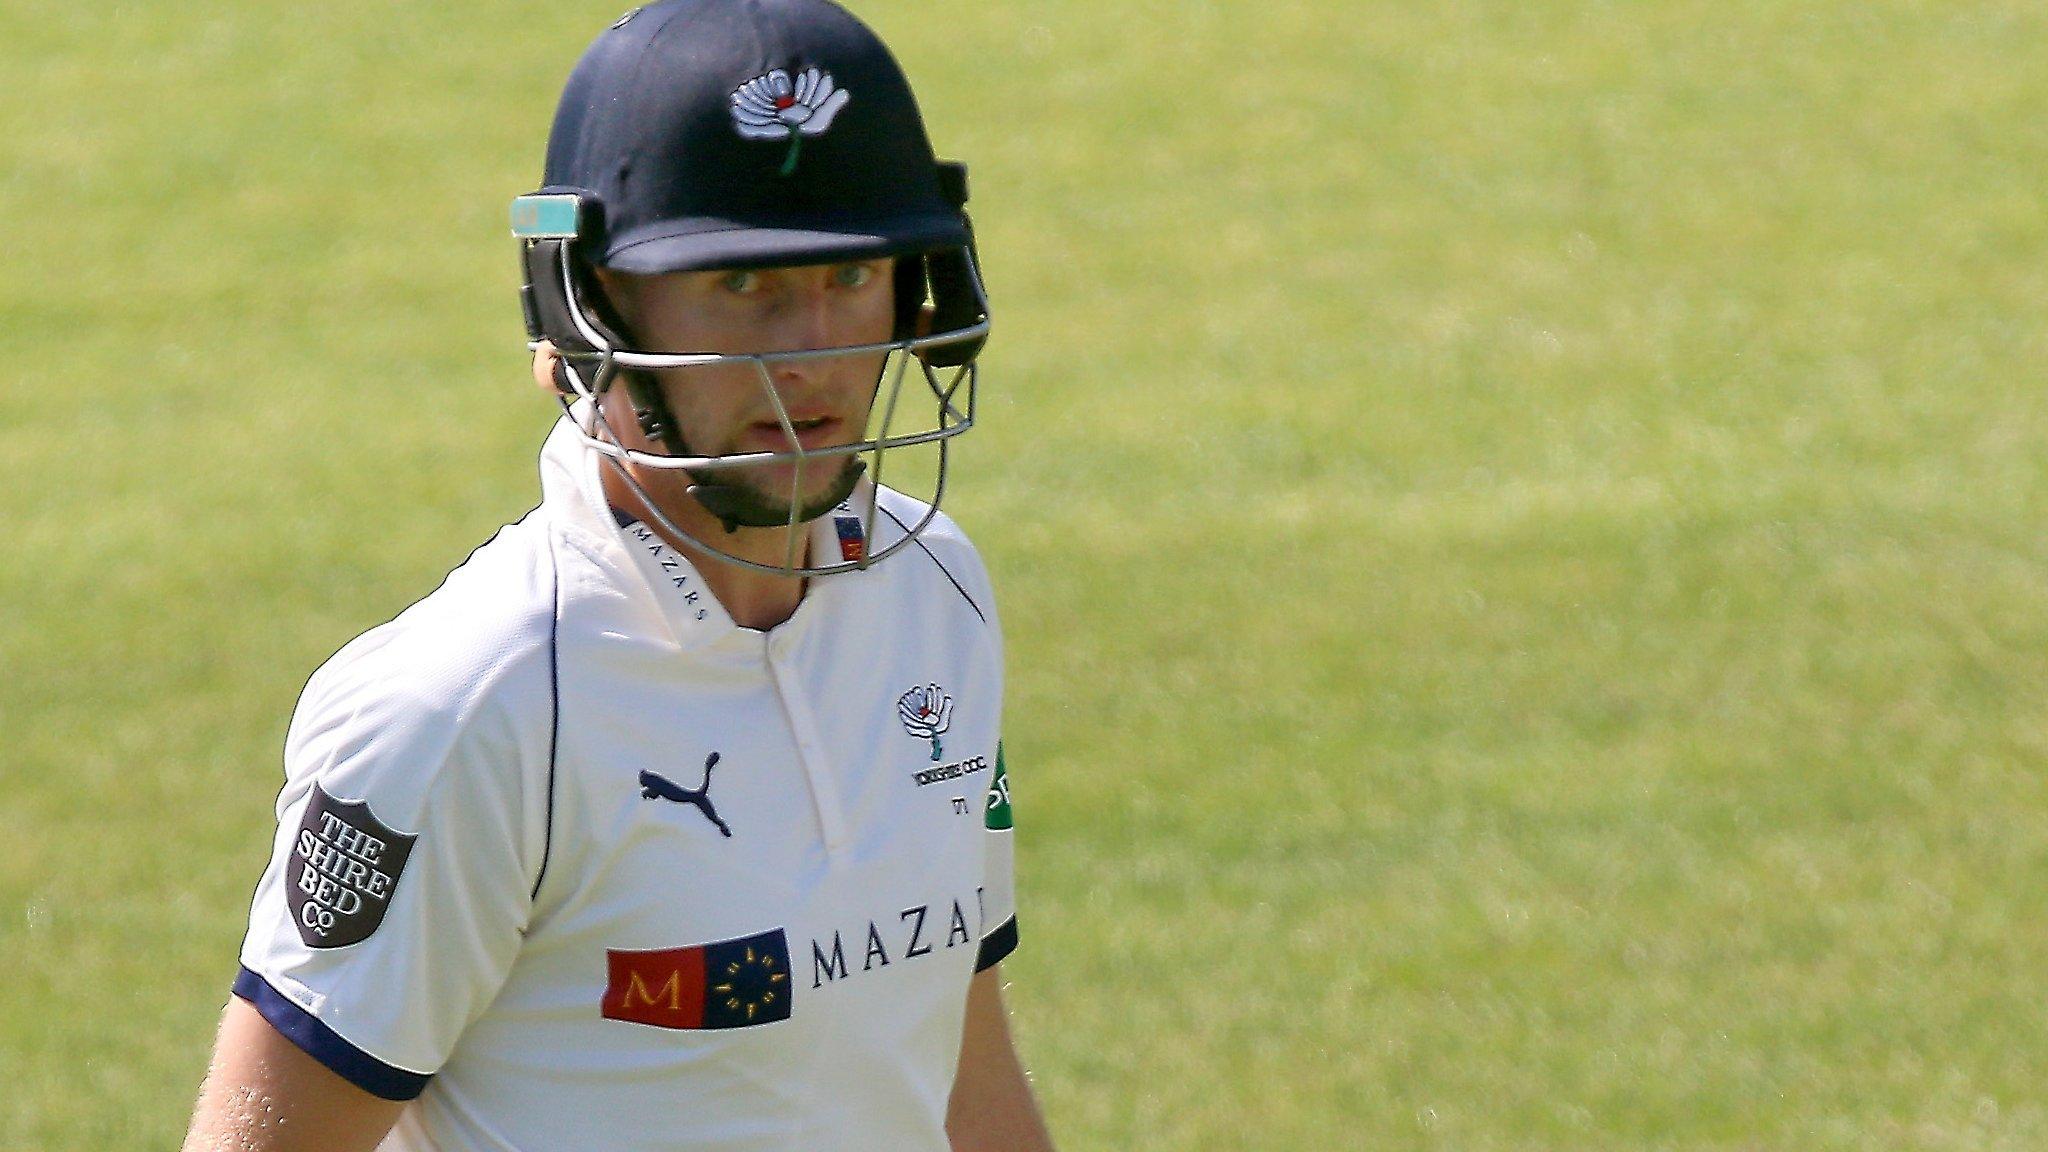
left=974, top=741, right=1017, bottom=971
left=925, top=524, right=1017, bottom=973
left=234, top=606, right=554, bottom=1101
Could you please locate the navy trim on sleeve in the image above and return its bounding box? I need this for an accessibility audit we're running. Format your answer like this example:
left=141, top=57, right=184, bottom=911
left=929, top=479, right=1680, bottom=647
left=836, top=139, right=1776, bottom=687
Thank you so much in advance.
left=232, top=967, right=433, bottom=1102
left=973, top=916, right=1018, bottom=972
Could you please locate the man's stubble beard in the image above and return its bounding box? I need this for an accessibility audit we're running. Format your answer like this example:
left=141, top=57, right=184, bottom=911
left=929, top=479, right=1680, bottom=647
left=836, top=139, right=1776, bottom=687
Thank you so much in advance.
left=614, top=364, right=879, bottom=530
left=686, top=454, right=865, bottom=530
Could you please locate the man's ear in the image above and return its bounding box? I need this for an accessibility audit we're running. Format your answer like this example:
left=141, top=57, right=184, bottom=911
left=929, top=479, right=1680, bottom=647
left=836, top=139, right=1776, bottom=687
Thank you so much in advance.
left=531, top=341, right=573, bottom=396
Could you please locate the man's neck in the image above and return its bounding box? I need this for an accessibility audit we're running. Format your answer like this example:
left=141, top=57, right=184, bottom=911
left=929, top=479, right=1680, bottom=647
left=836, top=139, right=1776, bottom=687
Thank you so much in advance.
left=601, top=465, right=810, bottom=632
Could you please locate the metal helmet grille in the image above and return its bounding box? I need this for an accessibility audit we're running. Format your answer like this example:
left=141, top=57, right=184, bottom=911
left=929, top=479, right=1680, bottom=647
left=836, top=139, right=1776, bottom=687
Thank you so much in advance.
left=540, top=246, right=986, bottom=578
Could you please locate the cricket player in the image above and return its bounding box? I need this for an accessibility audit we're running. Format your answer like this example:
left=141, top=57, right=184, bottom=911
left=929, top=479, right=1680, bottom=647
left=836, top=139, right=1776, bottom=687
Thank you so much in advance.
left=181, top=1, right=1054, bottom=1148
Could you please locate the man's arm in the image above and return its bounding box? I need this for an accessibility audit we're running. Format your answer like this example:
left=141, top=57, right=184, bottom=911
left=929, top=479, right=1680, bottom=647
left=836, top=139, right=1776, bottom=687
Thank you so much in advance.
left=947, top=964, right=1055, bottom=1152
left=181, top=998, right=406, bottom=1152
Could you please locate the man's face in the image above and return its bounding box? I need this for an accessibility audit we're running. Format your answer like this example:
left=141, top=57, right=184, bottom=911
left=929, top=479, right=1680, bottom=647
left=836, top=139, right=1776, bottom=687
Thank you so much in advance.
left=598, top=258, right=897, bottom=521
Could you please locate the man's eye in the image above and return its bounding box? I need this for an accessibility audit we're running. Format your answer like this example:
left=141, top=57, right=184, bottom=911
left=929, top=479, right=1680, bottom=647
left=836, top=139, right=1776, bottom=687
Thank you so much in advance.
left=721, top=270, right=761, bottom=295
left=833, top=263, right=874, bottom=288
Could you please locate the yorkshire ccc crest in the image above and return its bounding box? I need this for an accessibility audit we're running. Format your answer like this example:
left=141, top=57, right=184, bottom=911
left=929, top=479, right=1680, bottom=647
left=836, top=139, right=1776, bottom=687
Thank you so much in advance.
left=730, top=67, right=851, bottom=176
left=896, top=684, right=954, bottom=761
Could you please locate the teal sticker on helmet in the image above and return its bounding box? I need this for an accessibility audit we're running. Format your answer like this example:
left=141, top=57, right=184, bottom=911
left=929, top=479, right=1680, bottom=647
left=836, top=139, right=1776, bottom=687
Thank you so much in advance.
left=510, top=194, right=582, bottom=239
left=984, top=743, right=1013, bottom=830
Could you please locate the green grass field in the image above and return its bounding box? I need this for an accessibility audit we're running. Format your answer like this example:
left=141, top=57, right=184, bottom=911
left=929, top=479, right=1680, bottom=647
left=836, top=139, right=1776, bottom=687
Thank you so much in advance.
left=5, top=0, right=2048, bottom=1147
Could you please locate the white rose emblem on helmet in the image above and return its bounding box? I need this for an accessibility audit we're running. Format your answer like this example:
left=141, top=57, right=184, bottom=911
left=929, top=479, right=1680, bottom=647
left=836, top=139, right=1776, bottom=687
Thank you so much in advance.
left=730, top=67, right=852, bottom=175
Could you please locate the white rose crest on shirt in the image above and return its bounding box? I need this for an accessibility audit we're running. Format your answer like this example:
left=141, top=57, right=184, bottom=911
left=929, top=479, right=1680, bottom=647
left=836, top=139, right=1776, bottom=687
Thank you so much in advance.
left=897, top=684, right=954, bottom=761
left=730, top=67, right=852, bottom=176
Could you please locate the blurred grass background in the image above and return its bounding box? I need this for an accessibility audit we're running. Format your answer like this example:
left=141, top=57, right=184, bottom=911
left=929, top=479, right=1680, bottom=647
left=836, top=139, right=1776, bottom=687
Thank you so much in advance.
left=4, top=0, right=2047, bottom=1147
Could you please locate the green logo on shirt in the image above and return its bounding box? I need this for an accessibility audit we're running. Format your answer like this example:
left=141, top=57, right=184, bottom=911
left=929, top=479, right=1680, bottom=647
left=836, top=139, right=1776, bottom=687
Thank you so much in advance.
left=984, top=744, right=1013, bottom=830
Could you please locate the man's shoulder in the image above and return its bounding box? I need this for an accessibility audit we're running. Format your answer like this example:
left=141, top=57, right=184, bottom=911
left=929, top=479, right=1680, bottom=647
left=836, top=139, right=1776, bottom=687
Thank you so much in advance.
left=870, top=487, right=997, bottom=629
left=872, top=486, right=981, bottom=559
left=293, top=513, right=561, bottom=755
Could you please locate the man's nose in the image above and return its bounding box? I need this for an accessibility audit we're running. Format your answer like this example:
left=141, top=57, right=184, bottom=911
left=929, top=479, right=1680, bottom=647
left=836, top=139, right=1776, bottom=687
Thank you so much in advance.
left=767, top=281, right=844, bottom=355
left=761, top=290, right=853, bottom=393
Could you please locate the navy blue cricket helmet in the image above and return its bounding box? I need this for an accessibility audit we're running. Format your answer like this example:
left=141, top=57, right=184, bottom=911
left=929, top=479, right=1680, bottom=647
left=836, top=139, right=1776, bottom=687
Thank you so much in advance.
left=512, top=0, right=989, bottom=576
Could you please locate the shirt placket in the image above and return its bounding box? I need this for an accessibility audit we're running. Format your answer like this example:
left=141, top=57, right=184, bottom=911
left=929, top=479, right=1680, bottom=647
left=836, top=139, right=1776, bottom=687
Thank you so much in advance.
left=763, top=633, right=849, bottom=856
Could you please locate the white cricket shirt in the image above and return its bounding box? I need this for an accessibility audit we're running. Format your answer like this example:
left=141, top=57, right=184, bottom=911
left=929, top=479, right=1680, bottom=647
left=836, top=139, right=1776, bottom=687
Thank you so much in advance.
left=234, top=415, right=1017, bottom=1151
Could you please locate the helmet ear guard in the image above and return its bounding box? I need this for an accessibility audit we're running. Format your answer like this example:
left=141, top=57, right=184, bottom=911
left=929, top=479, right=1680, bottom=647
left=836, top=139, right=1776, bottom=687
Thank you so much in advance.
left=522, top=244, right=633, bottom=355
left=918, top=161, right=988, bottom=369
left=516, top=192, right=613, bottom=352
left=884, top=161, right=993, bottom=359
left=515, top=192, right=689, bottom=453
left=919, top=240, right=987, bottom=368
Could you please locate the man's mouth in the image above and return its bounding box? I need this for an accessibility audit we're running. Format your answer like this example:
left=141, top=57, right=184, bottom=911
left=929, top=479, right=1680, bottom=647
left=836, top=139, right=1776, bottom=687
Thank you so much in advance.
left=743, top=414, right=843, bottom=452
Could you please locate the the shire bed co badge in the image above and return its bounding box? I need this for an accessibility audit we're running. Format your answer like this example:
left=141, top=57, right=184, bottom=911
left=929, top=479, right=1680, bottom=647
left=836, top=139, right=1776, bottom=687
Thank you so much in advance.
left=287, top=784, right=417, bottom=949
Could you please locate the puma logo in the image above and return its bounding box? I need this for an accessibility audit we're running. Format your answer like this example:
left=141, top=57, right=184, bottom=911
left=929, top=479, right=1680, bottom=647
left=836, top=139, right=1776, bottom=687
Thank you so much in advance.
left=640, top=752, right=732, bottom=838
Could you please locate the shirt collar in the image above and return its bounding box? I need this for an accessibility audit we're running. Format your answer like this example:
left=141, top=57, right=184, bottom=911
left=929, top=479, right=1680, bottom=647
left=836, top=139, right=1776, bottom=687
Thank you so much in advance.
left=537, top=409, right=878, bottom=650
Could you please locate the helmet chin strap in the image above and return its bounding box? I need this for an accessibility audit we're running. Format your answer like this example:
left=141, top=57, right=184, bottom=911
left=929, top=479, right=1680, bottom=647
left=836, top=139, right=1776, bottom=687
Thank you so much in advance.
left=619, top=367, right=688, bottom=454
